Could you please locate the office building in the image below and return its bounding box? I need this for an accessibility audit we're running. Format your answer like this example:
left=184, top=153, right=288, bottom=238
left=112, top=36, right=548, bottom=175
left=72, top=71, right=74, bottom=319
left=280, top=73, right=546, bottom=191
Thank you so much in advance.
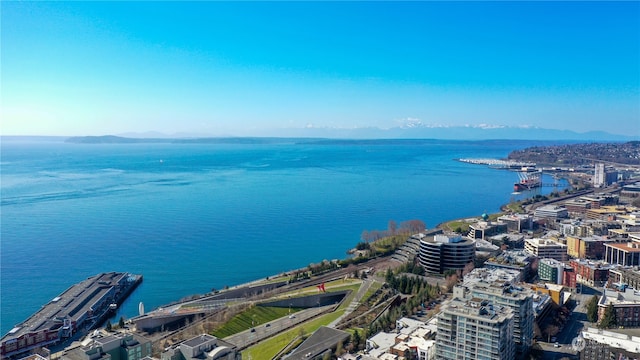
left=538, top=258, right=564, bottom=284
left=419, top=234, right=475, bottom=274
left=524, top=238, right=567, bottom=261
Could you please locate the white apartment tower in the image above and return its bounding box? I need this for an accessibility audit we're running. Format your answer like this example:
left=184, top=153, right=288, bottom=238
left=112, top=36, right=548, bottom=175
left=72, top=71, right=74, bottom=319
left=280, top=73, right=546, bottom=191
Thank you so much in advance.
left=436, top=298, right=515, bottom=360
left=594, top=163, right=605, bottom=188
left=454, top=273, right=535, bottom=360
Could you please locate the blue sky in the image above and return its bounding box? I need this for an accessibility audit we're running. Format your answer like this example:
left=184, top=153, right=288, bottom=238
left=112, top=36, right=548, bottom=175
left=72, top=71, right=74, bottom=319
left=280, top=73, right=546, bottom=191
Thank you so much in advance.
left=2, top=1, right=639, bottom=137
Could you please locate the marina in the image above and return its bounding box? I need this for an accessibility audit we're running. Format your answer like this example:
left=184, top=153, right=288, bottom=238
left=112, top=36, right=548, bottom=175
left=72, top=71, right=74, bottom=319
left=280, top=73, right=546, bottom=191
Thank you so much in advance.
left=457, top=158, right=537, bottom=170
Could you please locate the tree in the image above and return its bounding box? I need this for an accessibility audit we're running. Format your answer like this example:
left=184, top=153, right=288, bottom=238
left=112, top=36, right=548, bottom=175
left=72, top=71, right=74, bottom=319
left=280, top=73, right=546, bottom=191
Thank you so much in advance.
left=599, top=304, right=617, bottom=329
left=352, top=329, right=361, bottom=351
left=544, top=324, right=559, bottom=342
left=105, top=321, right=112, bottom=332
left=335, top=338, right=344, bottom=356
left=361, top=230, right=370, bottom=243
left=119, top=316, right=125, bottom=329
left=388, top=220, right=397, bottom=235
left=586, top=295, right=599, bottom=323
left=462, top=261, right=475, bottom=278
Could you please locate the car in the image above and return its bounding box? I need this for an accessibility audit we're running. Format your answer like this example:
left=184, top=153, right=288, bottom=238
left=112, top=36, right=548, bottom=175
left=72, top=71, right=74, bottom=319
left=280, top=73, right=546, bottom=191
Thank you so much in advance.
left=289, top=315, right=296, bottom=319
left=554, top=342, right=560, bottom=348
left=265, top=323, right=270, bottom=327
left=250, top=328, right=255, bottom=333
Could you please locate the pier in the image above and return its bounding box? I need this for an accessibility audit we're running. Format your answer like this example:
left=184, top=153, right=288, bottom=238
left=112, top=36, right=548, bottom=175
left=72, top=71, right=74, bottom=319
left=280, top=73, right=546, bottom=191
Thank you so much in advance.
left=1, top=272, right=142, bottom=360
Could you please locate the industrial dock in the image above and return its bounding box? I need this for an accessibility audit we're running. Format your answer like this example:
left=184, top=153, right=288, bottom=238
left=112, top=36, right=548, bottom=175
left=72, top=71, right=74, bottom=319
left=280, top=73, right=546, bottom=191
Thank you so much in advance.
left=1, top=272, right=142, bottom=360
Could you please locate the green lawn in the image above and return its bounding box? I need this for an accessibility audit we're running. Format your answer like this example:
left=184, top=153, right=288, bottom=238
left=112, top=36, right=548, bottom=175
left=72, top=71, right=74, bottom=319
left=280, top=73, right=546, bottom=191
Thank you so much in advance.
left=361, top=281, right=383, bottom=303
left=506, top=202, right=525, bottom=213
left=212, top=306, right=299, bottom=338
left=241, top=310, right=346, bottom=360
left=241, top=282, right=362, bottom=359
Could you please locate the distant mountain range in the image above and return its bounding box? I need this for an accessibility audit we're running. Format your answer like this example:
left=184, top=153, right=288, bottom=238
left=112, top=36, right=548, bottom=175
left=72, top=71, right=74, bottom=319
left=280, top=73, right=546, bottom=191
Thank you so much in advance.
left=4, top=125, right=637, bottom=142
left=256, top=126, right=637, bottom=141
left=115, top=125, right=637, bottom=141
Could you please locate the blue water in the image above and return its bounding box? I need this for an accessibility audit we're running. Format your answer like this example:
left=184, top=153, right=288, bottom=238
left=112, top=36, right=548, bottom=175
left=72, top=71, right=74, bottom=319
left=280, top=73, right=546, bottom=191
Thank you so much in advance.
left=0, top=138, right=564, bottom=334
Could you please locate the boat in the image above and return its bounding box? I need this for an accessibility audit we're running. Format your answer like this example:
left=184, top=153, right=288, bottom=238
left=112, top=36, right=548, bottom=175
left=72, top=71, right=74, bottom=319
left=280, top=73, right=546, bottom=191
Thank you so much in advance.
left=513, top=171, right=542, bottom=191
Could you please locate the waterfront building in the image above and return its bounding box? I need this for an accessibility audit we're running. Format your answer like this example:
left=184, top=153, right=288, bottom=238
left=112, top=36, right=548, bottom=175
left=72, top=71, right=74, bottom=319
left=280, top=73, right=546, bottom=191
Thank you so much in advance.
left=456, top=269, right=535, bottom=360
left=467, top=221, right=507, bottom=240
left=436, top=298, right=515, bottom=360
left=1, top=272, right=142, bottom=360
left=161, top=334, right=240, bottom=360
left=59, top=332, right=152, bottom=360
left=524, top=238, right=567, bottom=261
left=597, top=287, right=640, bottom=328
left=564, top=199, right=591, bottom=215
left=534, top=205, right=568, bottom=220
left=580, top=327, right=640, bottom=360
left=496, top=214, right=533, bottom=233
left=418, top=233, right=475, bottom=274
left=569, top=259, right=612, bottom=287
left=538, top=258, right=564, bottom=284
left=604, top=240, right=640, bottom=266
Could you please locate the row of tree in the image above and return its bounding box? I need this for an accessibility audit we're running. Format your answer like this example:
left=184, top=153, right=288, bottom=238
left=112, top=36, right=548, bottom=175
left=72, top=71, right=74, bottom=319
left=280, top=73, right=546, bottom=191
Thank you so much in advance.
left=587, top=294, right=617, bottom=329
left=361, top=219, right=426, bottom=243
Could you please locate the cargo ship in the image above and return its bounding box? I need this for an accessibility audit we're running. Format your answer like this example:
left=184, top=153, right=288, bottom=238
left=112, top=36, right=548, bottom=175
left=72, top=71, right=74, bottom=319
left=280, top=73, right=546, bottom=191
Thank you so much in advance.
left=1, top=272, right=142, bottom=359
left=514, top=171, right=542, bottom=191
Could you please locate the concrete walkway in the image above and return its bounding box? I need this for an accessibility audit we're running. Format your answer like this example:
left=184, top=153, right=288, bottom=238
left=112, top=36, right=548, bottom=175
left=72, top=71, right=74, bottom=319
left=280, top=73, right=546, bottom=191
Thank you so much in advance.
left=328, top=278, right=374, bottom=328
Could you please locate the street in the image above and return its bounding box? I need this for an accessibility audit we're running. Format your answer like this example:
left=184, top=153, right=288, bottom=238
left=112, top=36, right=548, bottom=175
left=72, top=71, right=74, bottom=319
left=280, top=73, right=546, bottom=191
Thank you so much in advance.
left=538, top=284, right=602, bottom=359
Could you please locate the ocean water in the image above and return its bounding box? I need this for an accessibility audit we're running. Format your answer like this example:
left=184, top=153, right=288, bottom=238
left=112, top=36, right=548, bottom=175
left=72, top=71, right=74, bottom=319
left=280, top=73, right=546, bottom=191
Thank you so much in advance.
left=0, top=138, right=564, bottom=334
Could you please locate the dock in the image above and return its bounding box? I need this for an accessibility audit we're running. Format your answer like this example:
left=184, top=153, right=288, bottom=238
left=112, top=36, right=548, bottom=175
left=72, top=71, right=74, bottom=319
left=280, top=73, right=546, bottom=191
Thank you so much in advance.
left=1, top=272, right=142, bottom=360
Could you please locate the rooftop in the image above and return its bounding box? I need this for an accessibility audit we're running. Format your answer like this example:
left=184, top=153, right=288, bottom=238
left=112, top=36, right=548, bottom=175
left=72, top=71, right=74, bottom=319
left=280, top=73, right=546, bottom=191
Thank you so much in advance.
left=600, top=287, right=640, bottom=306
left=1, top=272, right=140, bottom=343
left=582, top=327, right=640, bottom=354
left=605, top=242, right=640, bottom=252
left=462, top=267, right=521, bottom=285
left=440, top=299, right=513, bottom=323
left=525, top=238, right=566, bottom=247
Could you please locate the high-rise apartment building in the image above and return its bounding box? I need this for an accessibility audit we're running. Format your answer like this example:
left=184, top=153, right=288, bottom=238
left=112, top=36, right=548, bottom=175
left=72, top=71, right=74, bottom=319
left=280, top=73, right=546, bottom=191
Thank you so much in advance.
left=436, top=298, right=515, bottom=360
left=594, top=163, right=605, bottom=188
left=455, top=270, right=535, bottom=360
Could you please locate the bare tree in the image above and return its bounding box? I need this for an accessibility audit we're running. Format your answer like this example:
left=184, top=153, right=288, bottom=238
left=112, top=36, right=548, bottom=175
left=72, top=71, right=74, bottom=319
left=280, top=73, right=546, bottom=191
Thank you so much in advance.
left=388, top=220, right=397, bottom=235
left=544, top=324, right=560, bottom=342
